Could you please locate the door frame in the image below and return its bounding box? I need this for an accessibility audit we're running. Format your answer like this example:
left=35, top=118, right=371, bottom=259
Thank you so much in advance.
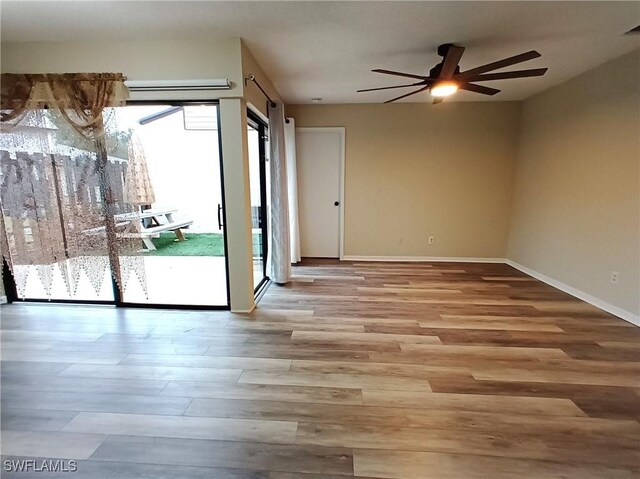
left=295, top=127, right=346, bottom=260
left=247, top=109, right=270, bottom=292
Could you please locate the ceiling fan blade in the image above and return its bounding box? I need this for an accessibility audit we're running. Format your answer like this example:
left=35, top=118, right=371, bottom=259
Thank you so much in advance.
left=463, top=68, right=548, bottom=82
left=384, top=85, right=431, bottom=104
left=372, top=69, right=431, bottom=81
left=458, top=50, right=541, bottom=79
left=439, top=45, right=465, bottom=79
left=357, top=82, right=427, bottom=93
left=433, top=97, right=444, bottom=105
left=459, top=83, right=501, bottom=95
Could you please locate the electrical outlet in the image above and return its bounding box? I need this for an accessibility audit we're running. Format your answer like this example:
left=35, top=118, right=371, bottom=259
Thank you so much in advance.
left=611, top=271, right=619, bottom=284
left=428, top=236, right=435, bottom=244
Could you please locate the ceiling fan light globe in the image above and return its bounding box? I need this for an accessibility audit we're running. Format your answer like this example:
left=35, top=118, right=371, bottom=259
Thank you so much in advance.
left=430, top=82, right=458, bottom=97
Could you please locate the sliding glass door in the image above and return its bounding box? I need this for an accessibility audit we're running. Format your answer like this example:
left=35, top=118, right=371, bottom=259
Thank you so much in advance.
left=0, top=103, right=229, bottom=307
left=247, top=112, right=269, bottom=290
left=112, top=104, right=229, bottom=307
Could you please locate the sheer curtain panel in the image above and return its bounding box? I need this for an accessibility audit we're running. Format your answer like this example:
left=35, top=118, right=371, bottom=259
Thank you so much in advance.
left=284, top=117, right=301, bottom=264
left=0, top=73, right=147, bottom=300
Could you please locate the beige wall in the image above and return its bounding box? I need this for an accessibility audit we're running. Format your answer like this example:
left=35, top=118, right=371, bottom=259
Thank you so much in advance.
left=287, top=102, right=521, bottom=258
left=241, top=40, right=282, bottom=117
left=508, top=50, right=640, bottom=318
left=0, top=39, right=246, bottom=101
left=0, top=38, right=283, bottom=110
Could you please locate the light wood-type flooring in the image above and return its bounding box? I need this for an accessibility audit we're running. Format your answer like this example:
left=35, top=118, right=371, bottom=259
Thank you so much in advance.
left=1, top=259, right=639, bottom=478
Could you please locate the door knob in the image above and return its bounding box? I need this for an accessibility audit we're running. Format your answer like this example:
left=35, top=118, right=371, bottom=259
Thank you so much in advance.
left=334, top=201, right=340, bottom=206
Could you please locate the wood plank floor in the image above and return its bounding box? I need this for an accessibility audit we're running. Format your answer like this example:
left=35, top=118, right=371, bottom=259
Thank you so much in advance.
left=1, top=259, right=639, bottom=478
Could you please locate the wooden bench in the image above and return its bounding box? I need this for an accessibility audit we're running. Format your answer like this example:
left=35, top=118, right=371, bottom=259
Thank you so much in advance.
left=118, top=220, right=193, bottom=251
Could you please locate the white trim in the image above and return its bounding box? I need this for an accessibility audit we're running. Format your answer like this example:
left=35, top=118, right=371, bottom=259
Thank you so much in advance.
left=338, top=128, right=346, bottom=261
left=339, top=256, right=638, bottom=326
left=342, top=255, right=506, bottom=263
left=295, top=127, right=346, bottom=260
left=231, top=305, right=256, bottom=314
left=506, top=260, right=640, bottom=327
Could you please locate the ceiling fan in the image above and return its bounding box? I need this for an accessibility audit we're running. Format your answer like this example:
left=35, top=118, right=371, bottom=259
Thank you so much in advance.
left=358, top=43, right=548, bottom=104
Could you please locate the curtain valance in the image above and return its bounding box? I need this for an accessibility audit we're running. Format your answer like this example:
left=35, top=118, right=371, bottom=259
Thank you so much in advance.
left=0, top=73, right=128, bottom=137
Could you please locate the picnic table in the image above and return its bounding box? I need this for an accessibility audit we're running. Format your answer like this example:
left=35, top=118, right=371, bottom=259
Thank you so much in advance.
left=83, top=208, right=193, bottom=251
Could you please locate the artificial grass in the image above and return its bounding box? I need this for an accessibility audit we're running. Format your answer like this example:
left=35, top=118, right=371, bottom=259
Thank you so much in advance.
left=146, top=233, right=225, bottom=256
left=145, top=233, right=262, bottom=257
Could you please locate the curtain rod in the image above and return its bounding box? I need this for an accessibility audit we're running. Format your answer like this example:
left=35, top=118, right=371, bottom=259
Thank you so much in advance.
left=245, top=74, right=276, bottom=108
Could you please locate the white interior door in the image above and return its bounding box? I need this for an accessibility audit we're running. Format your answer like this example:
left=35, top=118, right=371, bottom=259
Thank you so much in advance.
left=296, top=127, right=344, bottom=258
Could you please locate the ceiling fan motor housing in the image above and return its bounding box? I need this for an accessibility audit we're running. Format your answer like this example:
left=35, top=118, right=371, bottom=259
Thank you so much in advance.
left=437, top=43, right=456, bottom=56
left=432, top=43, right=462, bottom=79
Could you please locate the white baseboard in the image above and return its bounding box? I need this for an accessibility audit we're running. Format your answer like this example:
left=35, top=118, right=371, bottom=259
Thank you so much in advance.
left=342, top=255, right=506, bottom=263
left=231, top=307, right=256, bottom=314
left=339, top=255, right=638, bottom=326
left=506, top=260, right=639, bottom=327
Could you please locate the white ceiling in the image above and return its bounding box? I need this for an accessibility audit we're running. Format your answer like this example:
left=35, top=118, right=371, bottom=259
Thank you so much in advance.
left=1, top=1, right=638, bottom=104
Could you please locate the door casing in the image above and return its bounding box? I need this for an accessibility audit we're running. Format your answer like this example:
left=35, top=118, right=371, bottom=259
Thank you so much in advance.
left=295, top=127, right=345, bottom=259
